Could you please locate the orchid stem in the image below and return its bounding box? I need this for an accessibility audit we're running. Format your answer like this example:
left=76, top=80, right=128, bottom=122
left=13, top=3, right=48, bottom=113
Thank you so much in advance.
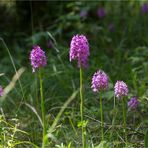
left=122, top=98, right=127, bottom=147
left=39, top=69, right=46, bottom=148
left=80, top=67, right=85, bottom=148
left=100, top=92, right=104, bottom=142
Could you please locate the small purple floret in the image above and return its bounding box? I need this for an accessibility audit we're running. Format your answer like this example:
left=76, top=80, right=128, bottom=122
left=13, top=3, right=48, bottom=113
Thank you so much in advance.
left=30, top=45, right=47, bottom=72
left=141, top=3, right=148, bottom=14
left=80, top=10, right=88, bottom=19
left=0, top=86, right=4, bottom=97
left=114, top=81, right=128, bottom=98
left=91, top=70, right=109, bottom=92
left=128, top=97, right=139, bottom=110
left=97, top=7, right=106, bottom=18
left=108, top=23, right=115, bottom=32
left=69, top=34, right=89, bottom=68
left=47, top=40, right=53, bottom=49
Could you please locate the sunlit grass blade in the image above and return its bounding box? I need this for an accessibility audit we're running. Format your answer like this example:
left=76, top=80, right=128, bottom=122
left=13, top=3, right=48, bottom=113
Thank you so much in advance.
left=48, top=90, right=78, bottom=136
left=0, top=37, right=25, bottom=100
left=1, top=68, right=25, bottom=102
left=24, top=102, right=43, bottom=127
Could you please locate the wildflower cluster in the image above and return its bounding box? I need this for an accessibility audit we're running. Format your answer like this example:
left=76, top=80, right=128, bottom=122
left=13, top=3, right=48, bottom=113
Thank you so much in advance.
left=69, top=35, right=90, bottom=68
left=27, top=32, right=140, bottom=147
left=30, top=45, right=47, bottom=72
left=128, top=97, right=139, bottom=110
left=114, top=81, right=128, bottom=98
left=91, top=70, right=108, bottom=92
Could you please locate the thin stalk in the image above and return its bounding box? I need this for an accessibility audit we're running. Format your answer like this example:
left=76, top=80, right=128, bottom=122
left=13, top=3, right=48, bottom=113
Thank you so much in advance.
left=35, top=72, right=39, bottom=109
left=69, top=117, right=78, bottom=137
left=122, top=98, right=127, bottom=147
left=100, top=93, right=104, bottom=142
left=30, top=0, right=35, bottom=45
left=39, top=69, right=46, bottom=148
left=110, top=95, right=117, bottom=144
left=80, top=67, right=85, bottom=148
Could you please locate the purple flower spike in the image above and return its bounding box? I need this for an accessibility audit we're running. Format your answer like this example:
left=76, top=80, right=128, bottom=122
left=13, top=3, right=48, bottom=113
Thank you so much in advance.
left=30, top=45, right=47, bottom=72
left=91, top=70, right=109, bottom=92
left=114, top=81, right=128, bottom=98
left=108, top=23, right=115, bottom=32
left=141, top=3, right=148, bottom=14
left=80, top=10, right=88, bottom=19
left=0, top=86, right=4, bottom=97
left=128, top=97, right=139, bottom=110
left=97, top=7, right=106, bottom=18
left=70, top=34, right=90, bottom=68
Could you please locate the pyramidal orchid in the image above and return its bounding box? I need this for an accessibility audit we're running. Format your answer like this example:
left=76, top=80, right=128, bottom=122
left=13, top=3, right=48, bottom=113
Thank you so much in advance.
left=30, top=45, right=47, bottom=73
left=114, top=80, right=128, bottom=147
left=30, top=45, right=47, bottom=147
left=70, top=34, right=90, bottom=148
left=91, top=69, right=109, bottom=142
left=70, top=34, right=89, bottom=68
left=128, top=97, right=139, bottom=110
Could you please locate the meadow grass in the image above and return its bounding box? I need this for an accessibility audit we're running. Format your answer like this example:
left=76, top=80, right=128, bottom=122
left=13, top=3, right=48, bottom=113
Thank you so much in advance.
left=0, top=1, right=148, bottom=148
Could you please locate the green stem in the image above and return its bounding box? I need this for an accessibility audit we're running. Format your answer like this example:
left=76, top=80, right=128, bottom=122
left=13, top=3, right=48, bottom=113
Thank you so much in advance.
left=36, top=72, right=39, bottom=109
left=100, top=93, right=104, bottom=142
left=80, top=67, right=85, bottom=148
left=122, top=98, right=127, bottom=147
left=110, top=95, right=117, bottom=145
left=39, top=69, right=46, bottom=148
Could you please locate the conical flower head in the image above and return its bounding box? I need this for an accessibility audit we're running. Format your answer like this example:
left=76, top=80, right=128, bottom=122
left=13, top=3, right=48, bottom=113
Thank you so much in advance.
left=69, top=34, right=89, bottom=68
left=128, top=97, right=139, bottom=110
left=0, top=86, right=3, bottom=97
left=91, top=70, right=109, bottom=92
left=30, top=45, right=47, bottom=72
left=114, top=81, right=128, bottom=98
